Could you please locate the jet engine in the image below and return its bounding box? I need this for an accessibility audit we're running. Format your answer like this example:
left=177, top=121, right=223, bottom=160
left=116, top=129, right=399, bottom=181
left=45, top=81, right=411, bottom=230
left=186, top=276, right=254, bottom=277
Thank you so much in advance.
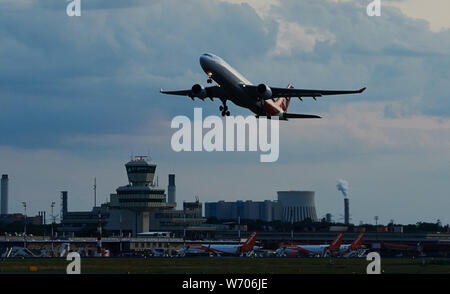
left=256, top=83, right=272, bottom=99
left=191, top=84, right=207, bottom=99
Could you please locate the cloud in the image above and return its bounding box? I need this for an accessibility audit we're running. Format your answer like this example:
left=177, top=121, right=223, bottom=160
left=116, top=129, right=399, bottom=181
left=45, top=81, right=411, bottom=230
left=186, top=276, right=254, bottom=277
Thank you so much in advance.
left=219, top=0, right=280, bottom=18
left=384, top=0, right=450, bottom=32
left=278, top=100, right=450, bottom=159
left=270, top=21, right=335, bottom=55
left=2, top=0, right=450, bottom=151
left=0, top=0, right=275, bottom=148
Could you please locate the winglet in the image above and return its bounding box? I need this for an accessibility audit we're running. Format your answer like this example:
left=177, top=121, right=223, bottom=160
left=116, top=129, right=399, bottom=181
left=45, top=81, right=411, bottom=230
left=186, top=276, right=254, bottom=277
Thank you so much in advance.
left=359, top=87, right=366, bottom=93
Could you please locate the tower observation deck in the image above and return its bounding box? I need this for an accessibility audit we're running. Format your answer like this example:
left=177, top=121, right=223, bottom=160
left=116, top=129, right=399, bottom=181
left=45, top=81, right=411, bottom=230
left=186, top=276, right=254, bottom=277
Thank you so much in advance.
left=125, top=156, right=157, bottom=186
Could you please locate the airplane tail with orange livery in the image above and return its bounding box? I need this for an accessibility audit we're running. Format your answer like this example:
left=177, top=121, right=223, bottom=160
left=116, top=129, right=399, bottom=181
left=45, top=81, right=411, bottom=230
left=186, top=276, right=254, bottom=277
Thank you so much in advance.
left=350, top=232, right=365, bottom=251
left=241, top=232, right=258, bottom=253
left=328, top=232, right=345, bottom=252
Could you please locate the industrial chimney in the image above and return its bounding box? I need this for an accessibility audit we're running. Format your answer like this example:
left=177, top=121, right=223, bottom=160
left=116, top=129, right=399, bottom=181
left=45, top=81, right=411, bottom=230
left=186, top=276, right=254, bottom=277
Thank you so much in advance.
left=168, top=174, right=176, bottom=204
left=344, top=198, right=349, bottom=225
left=1, top=175, right=8, bottom=215
left=336, top=180, right=350, bottom=225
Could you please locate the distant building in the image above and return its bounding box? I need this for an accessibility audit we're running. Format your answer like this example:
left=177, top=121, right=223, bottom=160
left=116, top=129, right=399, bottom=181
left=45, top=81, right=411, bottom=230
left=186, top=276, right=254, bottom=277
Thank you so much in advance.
left=206, top=191, right=319, bottom=223
left=205, top=200, right=282, bottom=222
left=0, top=213, right=25, bottom=224
left=0, top=213, right=43, bottom=225
left=59, top=156, right=206, bottom=237
left=183, top=200, right=202, bottom=218
left=59, top=191, right=108, bottom=234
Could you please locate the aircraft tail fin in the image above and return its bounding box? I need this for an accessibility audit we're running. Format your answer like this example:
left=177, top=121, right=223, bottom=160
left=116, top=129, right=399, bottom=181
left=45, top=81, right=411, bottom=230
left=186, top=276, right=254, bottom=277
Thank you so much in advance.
left=350, top=233, right=365, bottom=250
left=275, top=84, right=293, bottom=111
left=328, top=232, right=344, bottom=251
left=241, top=232, right=258, bottom=252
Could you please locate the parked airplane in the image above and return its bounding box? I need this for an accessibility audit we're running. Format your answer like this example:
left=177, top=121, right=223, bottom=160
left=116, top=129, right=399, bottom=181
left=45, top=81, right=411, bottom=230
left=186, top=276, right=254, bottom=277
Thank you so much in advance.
left=276, top=232, right=344, bottom=257
left=338, top=232, right=366, bottom=257
left=161, top=53, right=366, bottom=119
left=1, top=246, right=41, bottom=258
left=177, top=231, right=258, bottom=257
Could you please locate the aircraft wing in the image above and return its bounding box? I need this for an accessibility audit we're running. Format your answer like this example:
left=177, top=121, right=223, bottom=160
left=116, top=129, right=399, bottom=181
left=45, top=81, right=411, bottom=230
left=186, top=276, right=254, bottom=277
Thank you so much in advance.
left=243, top=85, right=366, bottom=99
left=160, top=86, right=227, bottom=100
left=284, top=113, right=321, bottom=119
left=160, top=89, right=192, bottom=96
left=259, top=113, right=321, bottom=119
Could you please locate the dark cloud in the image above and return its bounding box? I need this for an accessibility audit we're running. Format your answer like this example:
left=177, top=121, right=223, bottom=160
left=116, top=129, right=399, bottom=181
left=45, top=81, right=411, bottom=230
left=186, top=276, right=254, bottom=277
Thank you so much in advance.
left=0, top=0, right=275, bottom=148
left=2, top=0, right=450, bottom=150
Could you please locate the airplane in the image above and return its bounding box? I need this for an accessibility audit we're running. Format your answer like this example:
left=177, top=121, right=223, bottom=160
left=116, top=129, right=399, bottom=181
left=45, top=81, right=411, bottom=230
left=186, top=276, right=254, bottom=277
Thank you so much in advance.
left=160, top=53, right=366, bottom=120
left=338, top=232, right=365, bottom=257
left=177, top=231, right=258, bottom=257
left=276, top=232, right=344, bottom=257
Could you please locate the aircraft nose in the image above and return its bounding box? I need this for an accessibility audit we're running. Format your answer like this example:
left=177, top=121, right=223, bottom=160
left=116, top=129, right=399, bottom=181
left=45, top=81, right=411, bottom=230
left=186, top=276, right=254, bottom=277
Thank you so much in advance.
left=199, top=54, right=209, bottom=69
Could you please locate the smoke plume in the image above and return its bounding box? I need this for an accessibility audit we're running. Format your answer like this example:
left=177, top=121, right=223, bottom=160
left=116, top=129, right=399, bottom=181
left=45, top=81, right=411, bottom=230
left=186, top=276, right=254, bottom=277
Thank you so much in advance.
left=336, top=180, right=349, bottom=197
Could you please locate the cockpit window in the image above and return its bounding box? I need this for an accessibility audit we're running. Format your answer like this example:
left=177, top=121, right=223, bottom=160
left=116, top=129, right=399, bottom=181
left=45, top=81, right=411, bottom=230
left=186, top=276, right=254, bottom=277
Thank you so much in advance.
left=204, top=53, right=213, bottom=57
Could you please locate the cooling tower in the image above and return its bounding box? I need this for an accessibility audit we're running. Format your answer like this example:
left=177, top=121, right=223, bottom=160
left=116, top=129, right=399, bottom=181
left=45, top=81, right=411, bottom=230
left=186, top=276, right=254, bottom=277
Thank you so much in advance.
left=277, top=191, right=318, bottom=222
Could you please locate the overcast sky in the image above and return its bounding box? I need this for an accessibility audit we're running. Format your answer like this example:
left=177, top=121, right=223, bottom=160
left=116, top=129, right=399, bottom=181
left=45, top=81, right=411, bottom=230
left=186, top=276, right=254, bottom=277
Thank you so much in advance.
left=0, top=0, right=449, bottom=225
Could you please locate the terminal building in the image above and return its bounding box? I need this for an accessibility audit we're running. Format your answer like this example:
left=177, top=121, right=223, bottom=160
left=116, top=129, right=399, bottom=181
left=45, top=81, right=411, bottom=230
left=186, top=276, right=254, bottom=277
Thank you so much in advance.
left=205, top=200, right=282, bottom=222
left=205, top=191, right=318, bottom=222
left=59, top=156, right=206, bottom=237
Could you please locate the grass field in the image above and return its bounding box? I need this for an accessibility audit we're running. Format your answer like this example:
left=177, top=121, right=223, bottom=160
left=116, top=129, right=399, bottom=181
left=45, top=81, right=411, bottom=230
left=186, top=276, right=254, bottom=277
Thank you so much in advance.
left=1, top=257, right=450, bottom=274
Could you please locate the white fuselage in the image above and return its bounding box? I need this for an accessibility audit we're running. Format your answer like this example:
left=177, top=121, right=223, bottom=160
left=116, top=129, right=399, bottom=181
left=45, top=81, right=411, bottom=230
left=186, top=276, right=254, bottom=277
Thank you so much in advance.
left=178, top=244, right=241, bottom=256
left=199, top=53, right=283, bottom=115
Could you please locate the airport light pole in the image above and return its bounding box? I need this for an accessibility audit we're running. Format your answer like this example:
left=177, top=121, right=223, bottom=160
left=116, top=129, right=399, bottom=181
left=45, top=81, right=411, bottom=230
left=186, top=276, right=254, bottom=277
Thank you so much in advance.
left=51, top=201, right=55, bottom=256
left=237, top=207, right=241, bottom=244
left=94, top=177, right=97, bottom=208
left=119, top=209, right=123, bottom=254
left=22, top=202, right=27, bottom=248
left=183, top=211, right=186, bottom=247
left=374, top=216, right=379, bottom=242
left=290, top=208, right=294, bottom=245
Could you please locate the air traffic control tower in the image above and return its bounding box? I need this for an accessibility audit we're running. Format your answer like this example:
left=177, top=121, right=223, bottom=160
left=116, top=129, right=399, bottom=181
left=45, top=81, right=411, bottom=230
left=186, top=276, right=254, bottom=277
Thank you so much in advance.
left=116, top=156, right=175, bottom=235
